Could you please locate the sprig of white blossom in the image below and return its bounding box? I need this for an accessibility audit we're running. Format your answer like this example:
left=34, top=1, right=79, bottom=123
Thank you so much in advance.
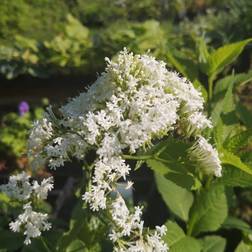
left=27, top=49, right=222, bottom=250
left=0, top=171, right=54, bottom=201
left=9, top=202, right=51, bottom=245
left=0, top=172, right=54, bottom=244
left=109, top=196, right=168, bottom=251
left=189, top=136, right=222, bottom=177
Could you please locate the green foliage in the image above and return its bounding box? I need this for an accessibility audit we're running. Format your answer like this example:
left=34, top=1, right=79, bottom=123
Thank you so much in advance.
left=220, top=150, right=252, bottom=176
left=44, top=15, right=92, bottom=69
left=164, top=221, right=202, bottom=252
left=200, top=236, right=226, bottom=252
left=155, top=173, right=193, bottom=221
left=235, top=241, right=252, bottom=252
left=0, top=230, right=23, bottom=251
left=187, top=185, right=228, bottom=236
left=58, top=200, right=106, bottom=252
left=0, top=0, right=69, bottom=41
left=218, top=165, right=252, bottom=187
left=146, top=138, right=197, bottom=190
left=202, top=39, right=252, bottom=79
left=0, top=15, right=92, bottom=78
left=222, top=216, right=252, bottom=234
left=0, top=105, right=44, bottom=157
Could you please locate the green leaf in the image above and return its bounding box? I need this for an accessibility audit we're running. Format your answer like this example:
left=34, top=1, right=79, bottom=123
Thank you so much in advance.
left=212, top=75, right=235, bottom=123
left=220, top=150, right=252, bottom=176
left=147, top=138, right=196, bottom=190
left=188, top=185, right=228, bottom=236
left=147, top=138, right=196, bottom=189
left=212, top=76, right=238, bottom=147
left=218, top=165, right=252, bottom=187
left=148, top=159, right=195, bottom=189
left=66, top=240, right=86, bottom=252
left=200, top=236, right=226, bottom=252
left=164, top=221, right=202, bottom=252
left=170, top=236, right=202, bottom=252
left=163, top=221, right=185, bottom=246
left=206, top=39, right=252, bottom=78
left=155, top=173, right=193, bottom=221
left=235, top=241, right=252, bottom=252
left=197, top=37, right=210, bottom=64
left=222, top=217, right=252, bottom=234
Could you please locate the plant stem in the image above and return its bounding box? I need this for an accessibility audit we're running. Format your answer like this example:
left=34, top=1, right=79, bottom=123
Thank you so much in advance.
left=122, top=154, right=153, bottom=160
left=40, top=237, right=52, bottom=252
left=208, top=74, right=215, bottom=101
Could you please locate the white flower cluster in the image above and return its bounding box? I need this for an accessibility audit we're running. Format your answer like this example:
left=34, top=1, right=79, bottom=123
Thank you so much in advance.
left=9, top=202, right=52, bottom=245
left=0, top=172, right=53, bottom=244
left=110, top=196, right=167, bottom=252
left=28, top=49, right=222, bottom=250
left=189, top=136, right=222, bottom=177
left=0, top=171, right=54, bottom=200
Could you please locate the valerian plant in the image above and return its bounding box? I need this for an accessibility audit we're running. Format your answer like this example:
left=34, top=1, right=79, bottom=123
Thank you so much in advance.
left=1, top=45, right=252, bottom=251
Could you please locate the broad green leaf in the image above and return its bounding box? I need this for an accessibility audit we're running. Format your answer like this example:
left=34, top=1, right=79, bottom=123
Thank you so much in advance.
left=147, top=138, right=196, bottom=190
left=222, top=217, right=252, bottom=234
left=218, top=165, right=252, bottom=187
left=235, top=241, right=252, bottom=252
left=148, top=159, right=195, bottom=189
left=155, top=173, right=193, bottom=221
left=200, top=236, right=226, bottom=252
left=164, top=221, right=202, bottom=252
left=170, top=236, right=202, bottom=252
left=188, top=185, right=228, bottom=236
left=206, top=39, right=252, bottom=78
left=66, top=240, right=86, bottom=252
left=220, top=150, right=252, bottom=176
left=163, top=221, right=185, bottom=246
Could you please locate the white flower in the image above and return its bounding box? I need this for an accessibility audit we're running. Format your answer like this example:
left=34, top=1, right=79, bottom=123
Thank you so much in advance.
left=189, top=136, right=222, bottom=177
left=1, top=172, right=54, bottom=245
left=82, top=185, right=107, bottom=211
left=0, top=172, right=54, bottom=201
left=28, top=117, right=54, bottom=152
left=32, top=177, right=54, bottom=200
left=181, top=111, right=212, bottom=136
left=9, top=202, right=51, bottom=245
left=0, top=172, right=32, bottom=201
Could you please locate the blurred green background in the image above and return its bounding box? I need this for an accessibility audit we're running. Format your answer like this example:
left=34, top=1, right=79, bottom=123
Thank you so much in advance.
left=1, top=0, right=252, bottom=106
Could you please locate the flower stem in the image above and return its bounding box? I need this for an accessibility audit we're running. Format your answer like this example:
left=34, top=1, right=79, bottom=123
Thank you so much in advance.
left=122, top=154, right=153, bottom=160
